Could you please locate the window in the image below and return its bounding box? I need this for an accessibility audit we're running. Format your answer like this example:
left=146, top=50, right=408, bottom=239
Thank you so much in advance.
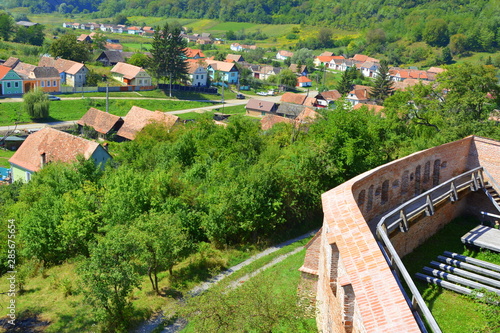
left=381, top=180, right=389, bottom=204
left=415, top=165, right=421, bottom=196
left=47, top=81, right=51, bottom=87
left=196, top=75, right=199, bottom=79
left=41, top=81, right=44, bottom=87
left=53, top=80, right=57, bottom=86
left=358, top=190, right=366, bottom=206
left=14, top=82, right=18, bottom=88
left=367, top=185, right=374, bottom=211
left=433, top=159, right=441, bottom=186
left=139, top=79, right=142, bottom=84
left=6, top=82, right=10, bottom=88
left=401, top=170, right=409, bottom=195
left=25, top=172, right=31, bottom=182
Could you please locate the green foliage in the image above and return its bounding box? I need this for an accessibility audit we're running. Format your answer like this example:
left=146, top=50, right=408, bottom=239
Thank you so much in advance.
left=423, top=19, right=449, bottom=47
left=336, top=67, right=357, bottom=95
left=23, top=87, right=49, bottom=119
left=127, top=52, right=149, bottom=68
left=13, top=24, right=44, bottom=46
left=49, top=33, right=91, bottom=63
left=132, top=212, right=192, bottom=293
left=370, top=60, right=394, bottom=104
left=78, top=227, right=141, bottom=332
left=0, top=11, right=14, bottom=41
left=276, top=69, right=297, bottom=90
left=149, top=22, right=189, bottom=85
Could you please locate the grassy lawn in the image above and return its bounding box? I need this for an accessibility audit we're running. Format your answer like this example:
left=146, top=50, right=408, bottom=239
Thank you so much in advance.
left=0, top=150, right=15, bottom=168
left=0, top=100, right=212, bottom=126
left=402, top=216, right=500, bottom=332
left=0, top=234, right=314, bottom=332
left=176, top=105, right=246, bottom=121
left=181, top=246, right=316, bottom=332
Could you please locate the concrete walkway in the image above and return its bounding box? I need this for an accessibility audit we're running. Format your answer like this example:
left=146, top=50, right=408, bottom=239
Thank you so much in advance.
left=134, top=229, right=318, bottom=333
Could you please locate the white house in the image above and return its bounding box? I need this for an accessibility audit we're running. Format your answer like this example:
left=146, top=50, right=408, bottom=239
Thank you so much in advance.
left=276, top=50, right=293, bottom=61
left=111, top=62, right=151, bottom=86
left=187, top=62, right=208, bottom=87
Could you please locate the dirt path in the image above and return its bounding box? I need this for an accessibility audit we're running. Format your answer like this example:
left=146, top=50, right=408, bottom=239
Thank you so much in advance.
left=134, top=229, right=318, bottom=333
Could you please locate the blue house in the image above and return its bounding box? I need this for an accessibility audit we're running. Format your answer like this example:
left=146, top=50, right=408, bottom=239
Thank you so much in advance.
left=206, top=60, right=239, bottom=84
left=0, top=65, right=23, bottom=96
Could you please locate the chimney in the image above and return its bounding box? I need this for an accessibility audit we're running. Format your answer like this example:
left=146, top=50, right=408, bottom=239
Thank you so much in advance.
left=40, top=152, right=46, bottom=168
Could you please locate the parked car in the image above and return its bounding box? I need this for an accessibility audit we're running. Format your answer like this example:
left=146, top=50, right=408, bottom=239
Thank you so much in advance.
left=257, top=91, right=267, bottom=96
left=236, top=93, right=245, bottom=99
left=47, top=95, right=61, bottom=101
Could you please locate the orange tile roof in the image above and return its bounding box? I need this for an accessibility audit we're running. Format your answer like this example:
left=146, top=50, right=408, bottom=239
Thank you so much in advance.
left=260, top=114, right=294, bottom=130
left=205, top=59, right=237, bottom=72
left=295, top=107, right=320, bottom=123
left=278, top=50, right=294, bottom=57
left=77, top=107, right=123, bottom=134
left=9, top=128, right=101, bottom=173
left=0, top=65, right=13, bottom=80
left=352, top=54, right=379, bottom=63
left=353, top=103, right=385, bottom=115
left=105, top=42, right=123, bottom=51
left=117, top=106, right=179, bottom=140
left=280, top=92, right=307, bottom=105
left=297, top=76, right=312, bottom=83
left=111, top=62, right=146, bottom=80
left=185, top=48, right=205, bottom=58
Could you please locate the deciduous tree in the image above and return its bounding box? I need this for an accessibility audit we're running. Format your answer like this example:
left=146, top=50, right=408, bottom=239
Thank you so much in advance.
left=50, top=33, right=91, bottom=63
left=23, top=87, right=49, bottom=119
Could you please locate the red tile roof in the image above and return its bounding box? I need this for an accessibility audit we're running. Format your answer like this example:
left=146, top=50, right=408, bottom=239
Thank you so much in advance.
left=260, top=114, right=294, bottom=130
left=9, top=128, right=101, bottom=172
left=3, top=57, right=20, bottom=68
left=352, top=54, right=379, bottom=63
left=117, top=106, right=179, bottom=140
left=77, top=107, right=123, bottom=134
left=278, top=50, right=294, bottom=57
left=105, top=42, right=123, bottom=51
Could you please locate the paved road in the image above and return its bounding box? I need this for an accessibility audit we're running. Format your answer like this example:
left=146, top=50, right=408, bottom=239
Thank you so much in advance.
left=0, top=94, right=285, bottom=134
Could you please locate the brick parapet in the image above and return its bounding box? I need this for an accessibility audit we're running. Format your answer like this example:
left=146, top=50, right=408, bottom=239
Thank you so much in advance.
left=310, top=136, right=500, bottom=333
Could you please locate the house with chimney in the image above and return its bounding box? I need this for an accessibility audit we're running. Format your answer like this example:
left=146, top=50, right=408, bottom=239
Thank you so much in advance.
left=245, top=99, right=278, bottom=117
left=346, top=85, right=372, bottom=105
left=8, top=128, right=111, bottom=182
left=187, top=62, right=208, bottom=87
left=206, top=60, right=239, bottom=84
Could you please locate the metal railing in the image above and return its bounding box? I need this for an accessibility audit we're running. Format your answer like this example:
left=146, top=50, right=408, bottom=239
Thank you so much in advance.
left=376, top=166, right=487, bottom=333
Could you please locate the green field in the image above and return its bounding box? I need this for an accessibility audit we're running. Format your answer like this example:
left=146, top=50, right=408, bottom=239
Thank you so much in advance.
left=0, top=99, right=212, bottom=126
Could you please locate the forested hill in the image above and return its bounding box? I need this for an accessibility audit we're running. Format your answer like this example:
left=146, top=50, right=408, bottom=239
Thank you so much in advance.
left=6, top=0, right=500, bottom=31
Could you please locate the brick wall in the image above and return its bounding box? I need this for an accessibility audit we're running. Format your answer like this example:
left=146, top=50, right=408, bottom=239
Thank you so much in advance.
left=307, top=136, right=500, bottom=333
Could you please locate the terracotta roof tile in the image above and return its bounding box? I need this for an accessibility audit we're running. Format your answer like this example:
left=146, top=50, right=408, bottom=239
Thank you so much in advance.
left=9, top=128, right=101, bottom=172
left=205, top=59, right=237, bottom=72
left=246, top=99, right=277, bottom=113
left=77, top=108, right=123, bottom=134
left=320, top=90, right=342, bottom=101
left=3, top=57, right=20, bottom=68
left=0, top=65, right=13, bottom=80
left=117, top=106, right=179, bottom=140
left=38, top=56, right=85, bottom=75
left=280, top=92, right=307, bottom=105
left=111, top=62, right=145, bottom=80
left=260, top=114, right=294, bottom=130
